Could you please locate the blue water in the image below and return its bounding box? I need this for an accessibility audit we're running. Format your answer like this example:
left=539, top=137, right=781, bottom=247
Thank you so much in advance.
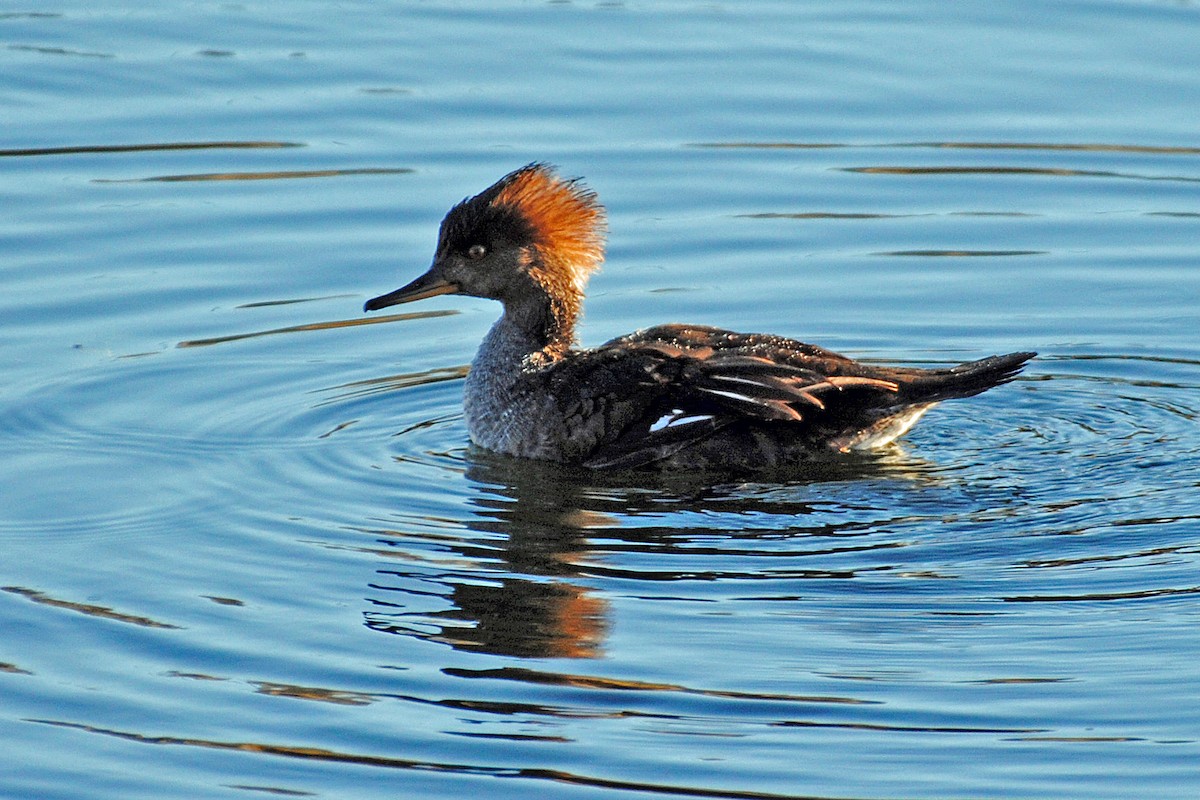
left=3, top=2, right=1200, bottom=798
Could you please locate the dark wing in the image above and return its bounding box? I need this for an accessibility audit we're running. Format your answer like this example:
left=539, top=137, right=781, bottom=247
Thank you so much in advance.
left=543, top=324, right=901, bottom=468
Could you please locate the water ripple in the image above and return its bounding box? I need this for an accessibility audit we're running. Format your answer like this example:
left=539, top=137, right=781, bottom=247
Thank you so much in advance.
left=845, top=165, right=1200, bottom=184
left=2, top=586, right=181, bottom=629
left=28, top=718, right=886, bottom=800
left=95, top=167, right=413, bottom=184
left=690, top=140, right=1200, bottom=156
left=0, top=141, right=302, bottom=158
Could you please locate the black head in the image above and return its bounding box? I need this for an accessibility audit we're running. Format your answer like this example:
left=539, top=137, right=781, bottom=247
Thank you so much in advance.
left=364, top=163, right=605, bottom=313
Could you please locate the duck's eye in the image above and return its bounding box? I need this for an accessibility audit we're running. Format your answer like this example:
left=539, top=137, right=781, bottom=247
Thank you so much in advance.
left=466, top=244, right=487, bottom=260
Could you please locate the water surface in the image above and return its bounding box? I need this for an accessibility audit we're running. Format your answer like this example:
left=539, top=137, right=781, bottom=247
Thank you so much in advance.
left=3, top=2, right=1199, bottom=798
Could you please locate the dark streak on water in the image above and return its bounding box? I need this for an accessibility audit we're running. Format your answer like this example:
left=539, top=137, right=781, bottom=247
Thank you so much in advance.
left=0, top=141, right=303, bottom=157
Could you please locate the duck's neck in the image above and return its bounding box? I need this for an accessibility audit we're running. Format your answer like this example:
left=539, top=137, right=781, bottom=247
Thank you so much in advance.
left=464, top=289, right=575, bottom=393
left=462, top=305, right=572, bottom=453
left=474, top=310, right=550, bottom=375
left=493, top=280, right=582, bottom=360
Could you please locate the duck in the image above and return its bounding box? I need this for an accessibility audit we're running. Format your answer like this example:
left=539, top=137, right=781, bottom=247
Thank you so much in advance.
left=364, top=163, right=1035, bottom=471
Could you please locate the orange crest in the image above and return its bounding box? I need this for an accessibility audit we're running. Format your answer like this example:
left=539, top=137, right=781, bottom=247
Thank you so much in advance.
left=493, top=164, right=606, bottom=283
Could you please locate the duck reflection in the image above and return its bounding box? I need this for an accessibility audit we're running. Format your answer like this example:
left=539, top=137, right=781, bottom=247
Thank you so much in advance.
left=414, top=578, right=607, bottom=659
left=364, top=452, right=621, bottom=659
left=363, top=446, right=930, bottom=659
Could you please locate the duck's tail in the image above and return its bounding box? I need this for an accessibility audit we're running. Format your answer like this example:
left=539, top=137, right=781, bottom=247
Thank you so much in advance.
left=897, top=351, right=1036, bottom=403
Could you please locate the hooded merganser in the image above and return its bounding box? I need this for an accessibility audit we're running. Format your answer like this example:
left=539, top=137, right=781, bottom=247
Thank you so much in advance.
left=365, top=164, right=1035, bottom=470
